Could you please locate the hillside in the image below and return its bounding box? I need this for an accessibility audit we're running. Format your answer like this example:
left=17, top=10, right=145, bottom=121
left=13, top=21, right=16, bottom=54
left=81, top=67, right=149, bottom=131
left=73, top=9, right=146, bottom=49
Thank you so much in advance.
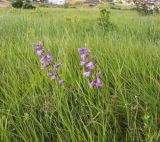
left=0, top=0, right=11, bottom=8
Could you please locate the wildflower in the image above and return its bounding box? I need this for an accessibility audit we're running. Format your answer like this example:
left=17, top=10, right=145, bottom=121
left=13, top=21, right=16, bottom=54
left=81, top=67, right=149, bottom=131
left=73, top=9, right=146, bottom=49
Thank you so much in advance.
left=78, top=48, right=91, bottom=55
left=95, top=71, right=102, bottom=89
left=86, top=61, right=95, bottom=70
left=80, top=61, right=86, bottom=66
left=47, top=72, right=52, bottom=76
left=96, top=77, right=102, bottom=89
left=40, top=54, right=52, bottom=63
left=83, top=71, right=92, bottom=77
left=89, top=81, right=95, bottom=88
left=78, top=48, right=86, bottom=54
left=33, top=41, right=64, bottom=85
left=81, top=54, right=88, bottom=61
left=58, top=80, right=64, bottom=85
left=53, top=63, right=62, bottom=71
left=40, top=56, right=47, bottom=63
left=35, top=47, right=44, bottom=56
left=51, top=75, right=57, bottom=80
left=46, top=54, right=52, bottom=62
left=78, top=46, right=102, bottom=89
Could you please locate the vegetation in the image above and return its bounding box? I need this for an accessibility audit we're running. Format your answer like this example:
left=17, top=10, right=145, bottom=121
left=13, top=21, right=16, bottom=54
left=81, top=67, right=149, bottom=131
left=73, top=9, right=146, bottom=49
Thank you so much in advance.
left=11, top=0, right=35, bottom=9
left=11, top=0, right=23, bottom=8
left=97, top=7, right=115, bottom=31
left=0, top=8, right=160, bottom=142
left=22, top=2, right=35, bottom=9
left=133, top=0, right=160, bottom=15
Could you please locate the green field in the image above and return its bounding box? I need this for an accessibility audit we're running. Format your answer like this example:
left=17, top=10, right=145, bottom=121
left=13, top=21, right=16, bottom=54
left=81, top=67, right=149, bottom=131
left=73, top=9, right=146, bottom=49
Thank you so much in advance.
left=0, top=8, right=160, bottom=142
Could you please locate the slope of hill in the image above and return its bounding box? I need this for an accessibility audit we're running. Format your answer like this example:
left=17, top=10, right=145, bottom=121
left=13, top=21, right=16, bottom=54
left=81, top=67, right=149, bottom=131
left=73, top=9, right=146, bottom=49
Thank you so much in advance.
left=0, top=0, right=11, bottom=8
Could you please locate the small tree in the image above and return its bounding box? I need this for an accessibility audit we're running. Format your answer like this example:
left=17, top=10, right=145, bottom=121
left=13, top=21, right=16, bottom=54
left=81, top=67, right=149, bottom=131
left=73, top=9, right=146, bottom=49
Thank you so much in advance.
left=11, top=0, right=36, bottom=9
left=97, top=7, right=115, bottom=31
left=11, top=0, right=23, bottom=8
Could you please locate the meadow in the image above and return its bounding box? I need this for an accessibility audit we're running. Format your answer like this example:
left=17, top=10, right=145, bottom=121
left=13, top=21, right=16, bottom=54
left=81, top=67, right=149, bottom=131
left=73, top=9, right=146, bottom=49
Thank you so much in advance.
left=0, top=7, right=160, bottom=142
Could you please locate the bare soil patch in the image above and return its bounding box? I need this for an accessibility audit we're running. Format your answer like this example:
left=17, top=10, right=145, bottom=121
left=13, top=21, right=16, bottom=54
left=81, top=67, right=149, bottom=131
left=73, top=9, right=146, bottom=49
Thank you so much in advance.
left=0, top=0, right=11, bottom=8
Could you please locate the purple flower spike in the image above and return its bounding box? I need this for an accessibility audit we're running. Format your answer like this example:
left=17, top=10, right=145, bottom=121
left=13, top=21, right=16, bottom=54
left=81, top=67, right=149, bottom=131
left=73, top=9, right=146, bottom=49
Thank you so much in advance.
left=96, top=77, right=102, bottom=89
left=47, top=72, right=52, bottom=76
left=86, top=61, right=95, bottom=70
left=78, top=46, right=102, bottom=89
left=89, top=81, right=95, bottom=88
left=51, top=75, right=57, bottom=80
left=33, top=41, right=64, bottom=85
left=80, top=61, right=86, bottom=66
left=83, top=71, right=92, bottom=77
left=58, top=80, right=64, bottom=85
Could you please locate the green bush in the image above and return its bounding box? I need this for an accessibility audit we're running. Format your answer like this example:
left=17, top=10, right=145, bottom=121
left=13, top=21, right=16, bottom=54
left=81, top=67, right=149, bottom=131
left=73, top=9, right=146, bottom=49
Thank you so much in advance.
left=63, top=3, right=70, bottom=8
left=22, top=2, right=36, bottom=9
left=11, top=0, right=23, bottom=8
left=11, top=0, right=36, bottom=9
left=97, top=8, right=115, bottom=31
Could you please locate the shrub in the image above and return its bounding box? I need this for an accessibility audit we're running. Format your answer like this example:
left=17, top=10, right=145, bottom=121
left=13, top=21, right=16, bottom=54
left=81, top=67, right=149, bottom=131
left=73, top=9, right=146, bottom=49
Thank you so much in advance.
left=12, top=0, right=36, bottom=9
left=63, top=3, right=69, bottom=8
left=11, top=0, right=23, bottom=8
left=22, top=2, right=36, bottom=9
left=97, top=8, right=115, bottom=31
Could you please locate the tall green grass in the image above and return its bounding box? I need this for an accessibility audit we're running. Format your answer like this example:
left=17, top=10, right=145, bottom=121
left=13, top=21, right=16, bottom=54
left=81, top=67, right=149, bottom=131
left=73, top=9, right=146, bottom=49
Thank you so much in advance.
left=0, top=8, right=160, bottom=142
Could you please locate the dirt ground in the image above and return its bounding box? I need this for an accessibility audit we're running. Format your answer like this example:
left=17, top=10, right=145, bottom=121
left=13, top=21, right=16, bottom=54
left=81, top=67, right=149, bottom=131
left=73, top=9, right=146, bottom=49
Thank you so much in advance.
left=0, top=0, right=11, bottom=8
